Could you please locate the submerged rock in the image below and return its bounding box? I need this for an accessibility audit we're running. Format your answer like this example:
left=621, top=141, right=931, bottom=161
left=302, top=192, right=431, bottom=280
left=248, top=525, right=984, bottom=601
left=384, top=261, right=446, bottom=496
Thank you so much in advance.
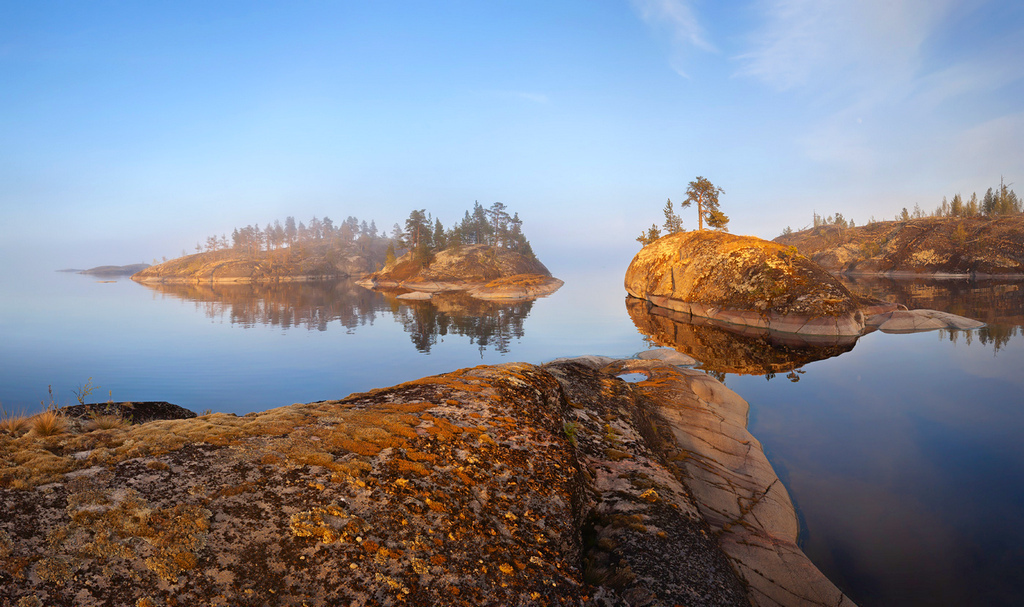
left=0, top=361, right=852, bottom=606
left=625, top=231, right=892, bottom=336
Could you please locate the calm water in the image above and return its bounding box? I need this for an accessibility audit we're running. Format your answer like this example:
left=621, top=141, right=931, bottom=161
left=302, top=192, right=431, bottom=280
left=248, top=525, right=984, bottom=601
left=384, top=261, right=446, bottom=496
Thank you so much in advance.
left=1, top=269, right=1023, bottom=606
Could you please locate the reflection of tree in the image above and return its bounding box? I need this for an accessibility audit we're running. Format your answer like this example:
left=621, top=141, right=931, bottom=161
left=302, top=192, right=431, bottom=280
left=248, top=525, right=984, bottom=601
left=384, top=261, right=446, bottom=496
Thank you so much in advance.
left=625, top=297, right=856, bottom=376
left=139, top=280, right=537, bottom=355
left=840, top=276, right=1024, bottom=353
left=385, top=292, right=533, bottom=354
left=142, top=280, right=386, bottom=331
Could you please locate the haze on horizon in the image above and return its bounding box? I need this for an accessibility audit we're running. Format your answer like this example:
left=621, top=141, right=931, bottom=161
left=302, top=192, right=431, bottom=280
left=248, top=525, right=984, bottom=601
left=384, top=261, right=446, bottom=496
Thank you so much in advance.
left=2, top=1, right=1023, bottom=275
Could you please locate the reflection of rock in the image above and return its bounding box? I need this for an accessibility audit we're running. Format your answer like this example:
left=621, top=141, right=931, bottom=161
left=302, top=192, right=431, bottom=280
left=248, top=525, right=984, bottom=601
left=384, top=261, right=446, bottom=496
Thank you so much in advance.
left=627, top=296, right=857, bottom=375
left=138, top=279, right=385, bottom=331
left=383, top=290, right=534, bottom=354
left=0, top=360, right=851, bottom=606
left=625, top=231, right=893, bottom=336
left=839, top=275, right=1024, bottom=329
left=358, top=244, right=562, bottom=301
left=137, top=278, right=542, bottom=354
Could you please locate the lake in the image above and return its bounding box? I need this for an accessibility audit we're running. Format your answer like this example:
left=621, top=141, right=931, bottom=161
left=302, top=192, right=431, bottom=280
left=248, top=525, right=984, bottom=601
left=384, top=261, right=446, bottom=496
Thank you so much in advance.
left=1, top=267, right=1022, bottom=606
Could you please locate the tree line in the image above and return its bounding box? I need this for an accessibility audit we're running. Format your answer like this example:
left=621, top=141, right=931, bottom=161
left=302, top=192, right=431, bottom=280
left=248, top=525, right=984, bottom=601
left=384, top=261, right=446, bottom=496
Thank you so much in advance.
left=186, top=201, right=536, bottom=265
left=780, top=177, right=1021, bottom=236
left=390, top=201, right=535, bottom=265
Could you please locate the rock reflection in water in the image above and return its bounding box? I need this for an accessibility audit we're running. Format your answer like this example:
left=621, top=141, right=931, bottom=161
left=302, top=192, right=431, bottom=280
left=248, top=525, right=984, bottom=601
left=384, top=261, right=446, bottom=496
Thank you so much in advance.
left=625, top=297, right=856, bottom=377
left=383, top=290, right=533, bottom=354
left=142, top=279, right=385, bottom=332
left=139, top=279, right=535, bottom=354
left=839, top=276, right=1024, bottom=353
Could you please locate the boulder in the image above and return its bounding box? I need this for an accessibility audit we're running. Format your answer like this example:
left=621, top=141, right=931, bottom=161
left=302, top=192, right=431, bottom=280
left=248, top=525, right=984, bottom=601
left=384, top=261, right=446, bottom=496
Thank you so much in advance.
left=866, top=308, right=987, bottom=333
left=625, top=231, right=889, bottom=336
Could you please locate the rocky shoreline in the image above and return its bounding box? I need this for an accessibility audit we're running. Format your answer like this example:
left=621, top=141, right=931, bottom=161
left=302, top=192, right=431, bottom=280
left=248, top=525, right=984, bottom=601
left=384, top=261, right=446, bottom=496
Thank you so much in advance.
left=0, top=355, right=851, bottom=606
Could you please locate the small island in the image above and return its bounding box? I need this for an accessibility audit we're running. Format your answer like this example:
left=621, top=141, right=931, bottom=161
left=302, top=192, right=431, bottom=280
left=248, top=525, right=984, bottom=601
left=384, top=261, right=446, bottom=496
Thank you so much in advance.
left=131, top=204, right=562, bottom=301
left=357, top=203, right=562, bottom=301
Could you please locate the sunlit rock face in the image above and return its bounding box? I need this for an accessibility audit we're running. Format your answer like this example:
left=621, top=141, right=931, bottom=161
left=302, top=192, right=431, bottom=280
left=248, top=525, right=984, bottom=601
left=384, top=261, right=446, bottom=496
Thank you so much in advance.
left=624, top=231, right=888, bottom=336
left=626, top=297, right=856, bottom=375
left=775, top=216, right=1024, bottom=276
left=358, top=244, right=562, bottom=301
left=0, top=361, right=852, bottom=607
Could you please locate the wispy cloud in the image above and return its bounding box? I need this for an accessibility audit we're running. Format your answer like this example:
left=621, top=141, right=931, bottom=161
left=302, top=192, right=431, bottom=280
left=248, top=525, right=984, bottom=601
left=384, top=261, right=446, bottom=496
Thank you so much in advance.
left=736, top=0, right=956, bottom=92
left=487, top=90, right=549, bottom=104
left=631, top=0, right=715, bottom=77
left=735, top=0, right=1024, bottom=195
left=511, top=91, right=549, bottom=104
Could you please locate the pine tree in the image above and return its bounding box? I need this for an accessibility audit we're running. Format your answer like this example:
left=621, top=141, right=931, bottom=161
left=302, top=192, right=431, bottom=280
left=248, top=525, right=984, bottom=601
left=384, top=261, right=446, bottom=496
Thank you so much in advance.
left=681, top=176, right=728, bottom=231
left=662, top=198, right=683, bottom=234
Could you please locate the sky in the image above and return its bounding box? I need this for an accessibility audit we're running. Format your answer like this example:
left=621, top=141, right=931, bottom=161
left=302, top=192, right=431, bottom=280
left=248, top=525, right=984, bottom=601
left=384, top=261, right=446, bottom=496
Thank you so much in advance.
left=2, top=0, right=1023, bottom=272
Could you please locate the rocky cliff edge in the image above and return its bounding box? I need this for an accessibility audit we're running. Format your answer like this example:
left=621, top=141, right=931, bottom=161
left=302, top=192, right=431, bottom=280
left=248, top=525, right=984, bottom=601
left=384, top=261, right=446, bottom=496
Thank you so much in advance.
left=0, top=360, right=851, bottom=607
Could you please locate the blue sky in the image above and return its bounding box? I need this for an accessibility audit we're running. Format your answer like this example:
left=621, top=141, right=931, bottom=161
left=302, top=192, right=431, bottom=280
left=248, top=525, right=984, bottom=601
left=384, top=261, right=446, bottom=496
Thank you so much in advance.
left=2, top=1, right=1022, bottom=271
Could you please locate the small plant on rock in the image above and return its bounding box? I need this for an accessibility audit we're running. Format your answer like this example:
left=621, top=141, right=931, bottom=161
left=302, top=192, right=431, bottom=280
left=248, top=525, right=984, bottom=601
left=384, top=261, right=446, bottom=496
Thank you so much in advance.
left=0, top=403, right=28, bottom=435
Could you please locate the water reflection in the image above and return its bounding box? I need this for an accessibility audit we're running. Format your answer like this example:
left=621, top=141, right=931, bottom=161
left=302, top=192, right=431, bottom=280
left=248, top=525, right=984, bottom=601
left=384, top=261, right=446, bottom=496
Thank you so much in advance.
left=839, top=276, right=1024, bottom=353
left=625, top=297, right=856, bottom=376
left=382, top=291, right=532, bottom=354
left=140, top=279, right=535, bottom=354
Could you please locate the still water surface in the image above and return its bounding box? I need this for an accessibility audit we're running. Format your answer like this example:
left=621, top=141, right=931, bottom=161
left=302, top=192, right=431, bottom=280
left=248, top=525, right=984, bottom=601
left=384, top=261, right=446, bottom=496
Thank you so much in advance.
left=1, top=269, right=1022, bottom=606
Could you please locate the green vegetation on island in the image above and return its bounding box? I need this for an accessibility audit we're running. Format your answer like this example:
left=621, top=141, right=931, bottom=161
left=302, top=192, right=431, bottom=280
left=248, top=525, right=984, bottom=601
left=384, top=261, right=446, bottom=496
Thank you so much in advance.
left=637, top=176, right=730, bottom=246
left=132, top=202, right=548, bottom=286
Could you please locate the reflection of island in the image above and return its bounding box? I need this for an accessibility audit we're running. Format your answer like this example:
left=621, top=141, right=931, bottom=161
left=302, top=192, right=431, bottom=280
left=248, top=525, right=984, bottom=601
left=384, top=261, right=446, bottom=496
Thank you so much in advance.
left=838, top=276, right=1024, bottom=352
left=139, top=279, right=536, bottom=354
left=383, top=291, right=533, bottom=354
left=625, top=297, right=856, bottom=376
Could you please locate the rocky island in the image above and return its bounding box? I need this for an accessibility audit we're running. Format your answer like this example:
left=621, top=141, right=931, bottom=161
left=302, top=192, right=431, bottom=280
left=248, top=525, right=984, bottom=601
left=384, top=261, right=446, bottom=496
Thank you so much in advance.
left=0, top=358, right=852, bottom=607
left=357, top=244, right=563, bottom=302
left=774, top=215, right=1024, bottom=277
left=626, top=230, right=984, bottom=337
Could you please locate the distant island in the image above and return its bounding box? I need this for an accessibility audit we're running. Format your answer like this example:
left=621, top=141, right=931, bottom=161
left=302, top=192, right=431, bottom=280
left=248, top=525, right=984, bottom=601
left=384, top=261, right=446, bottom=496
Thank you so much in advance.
left=57, top=264, right=151, bottom=276
left=132, top=204, right=562, bottom=301
left=132, top=215, right=388, bottom=284
left=356, top=202, right=561, bottom=301
left=80, top=264, right=151, bottom=276
left=775, top=215, right=1024, bottom=276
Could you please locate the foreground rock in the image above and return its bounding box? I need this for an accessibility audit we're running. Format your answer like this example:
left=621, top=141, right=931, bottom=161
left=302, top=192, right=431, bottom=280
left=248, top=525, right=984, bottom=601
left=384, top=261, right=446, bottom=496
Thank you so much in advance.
left=358, top=244, right=563, bottom=301
left=0, top=361, right=850, bottom=606
left=774, top=216, right=1024, bottom=276
left=625, top=231, right=895, bottom=336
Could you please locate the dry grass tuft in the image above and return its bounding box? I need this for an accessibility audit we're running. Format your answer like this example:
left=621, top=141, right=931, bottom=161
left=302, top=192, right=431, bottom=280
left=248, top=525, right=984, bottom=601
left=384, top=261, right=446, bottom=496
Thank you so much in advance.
left=29, top=409, right=68, bottom=437
left=86, top=413, right=129, bottom=432
left=0, top=404, right=28, bottom=435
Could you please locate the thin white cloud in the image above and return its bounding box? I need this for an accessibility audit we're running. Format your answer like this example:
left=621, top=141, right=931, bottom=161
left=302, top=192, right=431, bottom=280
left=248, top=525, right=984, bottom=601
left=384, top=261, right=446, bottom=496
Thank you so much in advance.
left=735, top=0, right=956, bottom=92
left=631, top=0, right=715, bottom=76
left=487, top=90, right=549, bottom=104
left=736, top=0, right=1024, bottom=197
left=512, top=91, right=549, bottom=104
